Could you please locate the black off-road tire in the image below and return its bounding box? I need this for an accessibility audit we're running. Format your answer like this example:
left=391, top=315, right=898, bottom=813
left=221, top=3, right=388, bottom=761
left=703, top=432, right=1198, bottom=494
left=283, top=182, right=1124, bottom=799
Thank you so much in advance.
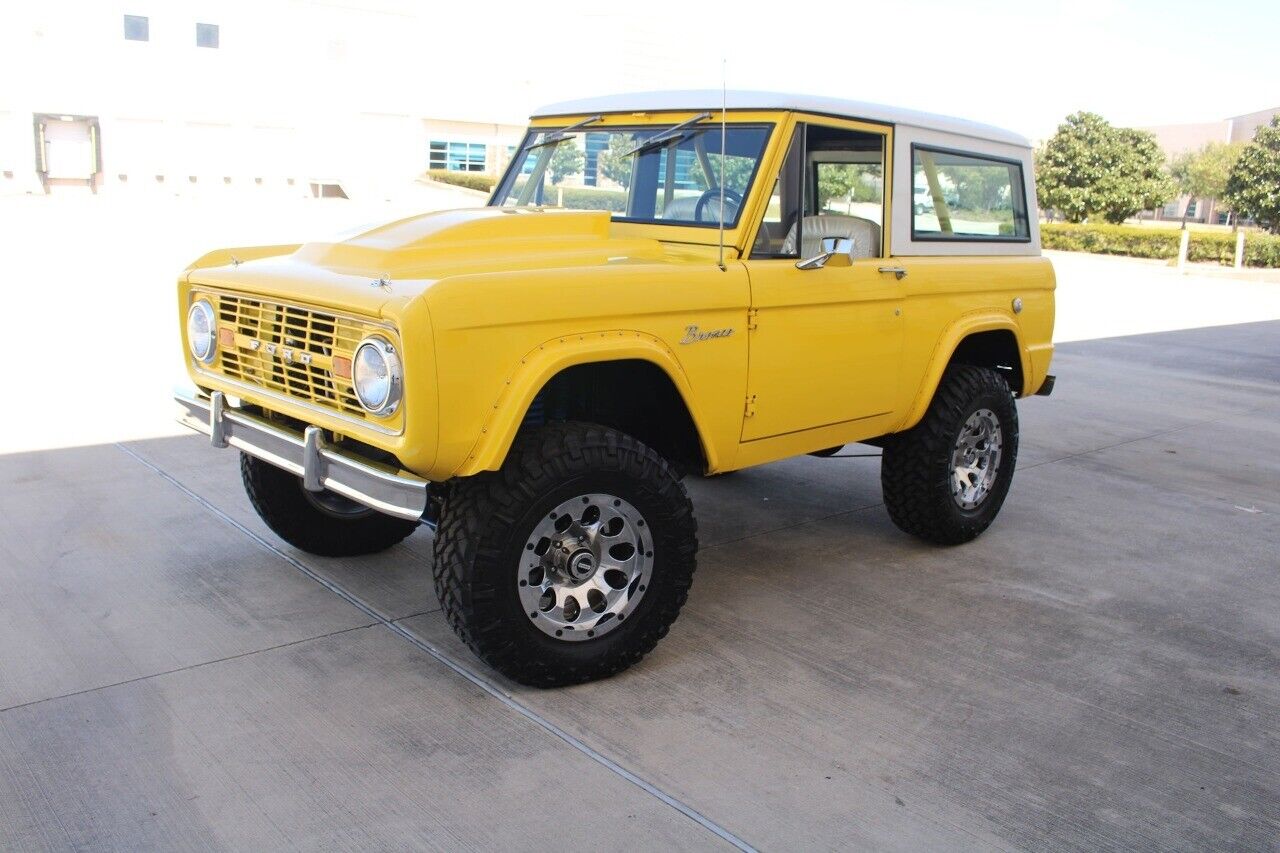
left=432, top=421, right=698, bottom=688
left=240, top=453, right=419, bottom=556
left=881, top=365, right=1019, bottom=545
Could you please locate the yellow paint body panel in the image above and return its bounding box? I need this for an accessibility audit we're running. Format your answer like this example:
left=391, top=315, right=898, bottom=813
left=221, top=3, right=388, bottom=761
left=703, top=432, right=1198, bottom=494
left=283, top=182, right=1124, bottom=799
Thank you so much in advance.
left=178, top=109, right=1055, bottom=483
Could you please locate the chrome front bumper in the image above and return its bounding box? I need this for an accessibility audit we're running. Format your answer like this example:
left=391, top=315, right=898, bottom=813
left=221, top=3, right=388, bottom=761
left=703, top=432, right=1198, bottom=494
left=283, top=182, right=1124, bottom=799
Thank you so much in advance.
left=174, top=388, right=429, bottom=521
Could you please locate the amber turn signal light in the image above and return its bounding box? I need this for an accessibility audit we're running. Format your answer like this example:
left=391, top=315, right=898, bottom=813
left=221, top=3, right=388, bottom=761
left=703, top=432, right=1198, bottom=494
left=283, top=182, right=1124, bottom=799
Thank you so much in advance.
left=332, top=355, right=352, bottom=379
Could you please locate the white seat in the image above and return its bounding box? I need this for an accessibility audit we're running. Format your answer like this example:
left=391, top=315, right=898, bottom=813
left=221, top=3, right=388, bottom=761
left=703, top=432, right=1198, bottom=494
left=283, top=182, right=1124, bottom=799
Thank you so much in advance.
left=661, top=194, right=737, bottom=222
left=781, top=214, right=881, bottom=259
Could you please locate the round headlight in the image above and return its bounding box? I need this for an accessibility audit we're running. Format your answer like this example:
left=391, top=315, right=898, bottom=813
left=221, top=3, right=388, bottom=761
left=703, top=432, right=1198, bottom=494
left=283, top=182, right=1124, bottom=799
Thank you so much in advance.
left=352, top=336, right=402, bottom=416
left=187, top=299, right=217, bottom=364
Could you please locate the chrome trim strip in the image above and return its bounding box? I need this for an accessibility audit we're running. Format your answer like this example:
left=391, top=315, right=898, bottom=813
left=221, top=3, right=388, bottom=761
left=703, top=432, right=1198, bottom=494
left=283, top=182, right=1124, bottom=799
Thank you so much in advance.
left=175, top=388, right=428, bottom=521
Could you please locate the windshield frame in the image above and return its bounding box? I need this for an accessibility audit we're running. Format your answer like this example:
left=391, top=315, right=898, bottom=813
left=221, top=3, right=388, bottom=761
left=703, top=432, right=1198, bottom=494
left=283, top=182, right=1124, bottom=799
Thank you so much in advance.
left=489, top=116, right=776, bottom=232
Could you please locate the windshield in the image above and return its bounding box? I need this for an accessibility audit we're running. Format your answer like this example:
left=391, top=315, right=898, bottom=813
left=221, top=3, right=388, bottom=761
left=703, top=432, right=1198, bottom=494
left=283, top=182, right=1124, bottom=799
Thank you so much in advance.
left=491, top=122, right=772, bottom=228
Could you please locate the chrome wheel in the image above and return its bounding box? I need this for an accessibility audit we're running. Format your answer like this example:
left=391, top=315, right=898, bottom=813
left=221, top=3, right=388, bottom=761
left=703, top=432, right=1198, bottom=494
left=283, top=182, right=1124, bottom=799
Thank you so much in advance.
left=519, top=493, right=653, bottom=642
left=950, top=408, right=1003, bottom=510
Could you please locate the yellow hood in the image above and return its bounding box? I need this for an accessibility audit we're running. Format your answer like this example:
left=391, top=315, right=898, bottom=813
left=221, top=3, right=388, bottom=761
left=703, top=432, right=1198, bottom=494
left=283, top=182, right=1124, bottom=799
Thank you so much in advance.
left=187, top=207, right=670, bottom=317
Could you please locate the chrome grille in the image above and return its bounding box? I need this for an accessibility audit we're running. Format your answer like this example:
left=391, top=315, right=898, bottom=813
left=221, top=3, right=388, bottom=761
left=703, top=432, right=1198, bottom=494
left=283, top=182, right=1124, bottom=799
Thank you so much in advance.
left=212, top=293, right=384, bottom=421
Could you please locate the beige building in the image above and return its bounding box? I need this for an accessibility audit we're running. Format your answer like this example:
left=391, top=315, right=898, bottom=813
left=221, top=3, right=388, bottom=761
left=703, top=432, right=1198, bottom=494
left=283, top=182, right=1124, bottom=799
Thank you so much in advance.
left=0, top=1, right=528, bottom=197
left=1138, top=106, right=1279, bottom=224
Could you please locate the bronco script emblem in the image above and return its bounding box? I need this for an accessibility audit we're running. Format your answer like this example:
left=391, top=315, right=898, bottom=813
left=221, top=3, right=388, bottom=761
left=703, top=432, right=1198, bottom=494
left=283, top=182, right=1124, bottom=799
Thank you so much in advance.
left=679, top=324, right=734, bottom=345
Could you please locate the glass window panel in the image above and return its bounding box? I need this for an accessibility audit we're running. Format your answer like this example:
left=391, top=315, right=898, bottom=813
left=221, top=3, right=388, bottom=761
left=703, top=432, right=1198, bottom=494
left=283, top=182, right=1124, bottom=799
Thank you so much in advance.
left=493, top=124, right=770, bottom=227
left=912, top=147, right=1028, bottom=240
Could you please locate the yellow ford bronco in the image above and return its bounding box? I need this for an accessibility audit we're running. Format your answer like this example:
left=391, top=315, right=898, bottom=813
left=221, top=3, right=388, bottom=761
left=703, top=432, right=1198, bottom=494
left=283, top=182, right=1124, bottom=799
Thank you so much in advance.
left=176, top=91, right=1055, bottom=686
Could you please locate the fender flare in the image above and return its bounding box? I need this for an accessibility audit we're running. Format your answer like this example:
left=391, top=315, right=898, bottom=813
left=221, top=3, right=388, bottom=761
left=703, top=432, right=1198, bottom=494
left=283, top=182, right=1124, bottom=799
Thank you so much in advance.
left=897, top=310, right=1028, bottom=432
left=452, top=329, right=720, bottom=477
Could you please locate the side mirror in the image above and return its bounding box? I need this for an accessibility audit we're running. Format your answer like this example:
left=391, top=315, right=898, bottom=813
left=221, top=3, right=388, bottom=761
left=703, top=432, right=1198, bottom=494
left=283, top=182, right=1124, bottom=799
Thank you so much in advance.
left=796, top=236, right=854, bottom=270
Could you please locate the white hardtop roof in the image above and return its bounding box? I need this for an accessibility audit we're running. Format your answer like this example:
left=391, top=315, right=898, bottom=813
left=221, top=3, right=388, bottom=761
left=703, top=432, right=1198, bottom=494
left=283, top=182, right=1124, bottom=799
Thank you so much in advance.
left=533, top=90, right=1030, bottom=148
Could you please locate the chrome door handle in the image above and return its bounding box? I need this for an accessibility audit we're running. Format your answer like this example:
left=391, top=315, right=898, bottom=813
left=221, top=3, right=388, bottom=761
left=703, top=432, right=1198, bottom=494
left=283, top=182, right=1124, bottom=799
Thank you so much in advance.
left=878, top=266, right=908, bottom=280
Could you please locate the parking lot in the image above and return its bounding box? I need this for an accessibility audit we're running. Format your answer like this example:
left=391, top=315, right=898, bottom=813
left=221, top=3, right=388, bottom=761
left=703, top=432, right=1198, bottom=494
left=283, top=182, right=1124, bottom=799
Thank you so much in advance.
left=2, top=193, right=1279, bottom=850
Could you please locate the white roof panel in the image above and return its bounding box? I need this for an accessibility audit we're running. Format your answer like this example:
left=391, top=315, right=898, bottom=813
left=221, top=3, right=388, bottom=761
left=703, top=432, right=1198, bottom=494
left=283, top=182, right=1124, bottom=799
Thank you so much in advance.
left=532, top=90, right=1030, bottom=148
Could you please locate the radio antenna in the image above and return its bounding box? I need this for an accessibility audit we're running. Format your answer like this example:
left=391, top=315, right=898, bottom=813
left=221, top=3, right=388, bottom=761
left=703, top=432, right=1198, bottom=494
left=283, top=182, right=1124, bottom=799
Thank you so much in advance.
left=717, top=60, right=727, bottom=272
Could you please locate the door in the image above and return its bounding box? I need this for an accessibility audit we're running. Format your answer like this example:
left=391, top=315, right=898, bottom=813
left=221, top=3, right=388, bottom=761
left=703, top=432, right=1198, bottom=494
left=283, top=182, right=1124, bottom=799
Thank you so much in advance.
left=42, top=118, right=96, bottom=179
left=741, top=119, right=903, bottom=441
left=34, top=114, right=101, bottom=192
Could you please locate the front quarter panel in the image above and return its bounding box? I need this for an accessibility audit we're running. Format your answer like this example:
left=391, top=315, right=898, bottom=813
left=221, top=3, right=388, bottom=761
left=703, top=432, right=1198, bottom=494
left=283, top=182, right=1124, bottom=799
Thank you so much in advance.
left=427, top=260, right=751, bottom=479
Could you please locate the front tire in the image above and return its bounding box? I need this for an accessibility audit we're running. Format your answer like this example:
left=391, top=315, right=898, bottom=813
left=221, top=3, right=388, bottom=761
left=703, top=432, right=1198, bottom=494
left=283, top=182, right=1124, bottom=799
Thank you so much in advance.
left=432, top=422, right=697, bottom=687
left=240, top=453, right=419, bottom=556
left=881, top=365, right=1019, bottom=545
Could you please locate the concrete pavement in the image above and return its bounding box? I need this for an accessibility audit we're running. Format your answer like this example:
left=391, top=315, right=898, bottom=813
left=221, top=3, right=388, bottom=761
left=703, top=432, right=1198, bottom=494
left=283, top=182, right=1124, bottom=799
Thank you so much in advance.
left=3, top=320, right=1277, bottom=850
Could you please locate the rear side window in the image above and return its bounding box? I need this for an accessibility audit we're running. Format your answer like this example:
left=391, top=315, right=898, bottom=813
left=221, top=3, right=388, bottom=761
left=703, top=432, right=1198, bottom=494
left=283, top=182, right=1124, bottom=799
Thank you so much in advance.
left=911, top=146, right=1029, bottom=241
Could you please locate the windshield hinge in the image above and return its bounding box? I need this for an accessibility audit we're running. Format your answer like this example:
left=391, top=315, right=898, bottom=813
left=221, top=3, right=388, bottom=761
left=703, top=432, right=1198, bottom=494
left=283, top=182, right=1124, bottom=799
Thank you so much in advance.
left=744, top=394, right=757, bottom=418
left=746, top=309, right=758, bottom=331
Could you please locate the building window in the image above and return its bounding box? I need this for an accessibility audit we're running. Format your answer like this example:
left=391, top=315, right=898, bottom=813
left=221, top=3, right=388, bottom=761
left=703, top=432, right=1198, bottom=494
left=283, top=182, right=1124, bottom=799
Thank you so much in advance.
left=196, top=23, right=219, bottom=48
left=429, top=140, right=486, bottom=172
left=123, top=15, right=149, bottom=41
left=508, top=145, right=536, bottom=174
left=1184, top=199, right=1198, bottom=219
left=1162, top=201, right=1179, bottom=218
left=583, top=133, right=610, bottom=187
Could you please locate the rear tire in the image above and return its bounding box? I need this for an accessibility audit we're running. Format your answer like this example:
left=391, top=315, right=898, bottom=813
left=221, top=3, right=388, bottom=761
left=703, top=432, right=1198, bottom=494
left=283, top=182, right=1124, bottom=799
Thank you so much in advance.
left=881, top=365, right=1019, bottom=545
left=432, top=421, right=697, bottom=687
left=240, top=453, right=419, bottom=556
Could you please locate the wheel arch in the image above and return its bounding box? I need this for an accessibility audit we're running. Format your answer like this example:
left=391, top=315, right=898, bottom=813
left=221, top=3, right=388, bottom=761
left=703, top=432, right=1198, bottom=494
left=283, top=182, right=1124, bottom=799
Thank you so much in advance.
left=453, top=331, right=718, bottom=477
left=899, top=314, right=1028, bottom=433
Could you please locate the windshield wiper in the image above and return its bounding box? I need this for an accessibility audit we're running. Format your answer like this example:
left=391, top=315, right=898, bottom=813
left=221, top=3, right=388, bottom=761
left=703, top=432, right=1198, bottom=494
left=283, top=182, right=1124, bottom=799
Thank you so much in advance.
left=526, top=115, right=604, bottom=151
left=624, top=113, right=713, bottom=156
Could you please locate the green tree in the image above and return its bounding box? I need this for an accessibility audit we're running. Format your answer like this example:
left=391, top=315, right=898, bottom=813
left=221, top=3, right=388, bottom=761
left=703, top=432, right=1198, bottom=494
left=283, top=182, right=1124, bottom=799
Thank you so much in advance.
left=809, top=164, right=882, bottom=209
left=596, top=133, right=635, bottom=188
left=1224, top=116, right=1280, bottom=234
left=946, top=165, right=1012, bottom=213
left=548, top=142, right=584, bottom=186
left=688, top=152, right=758, bottom=194
left=1171, top=140, right=1245, bottom=223
left=1035, top=112, right=1175, bottom=224
left=816, top=164, right=857, bottom=209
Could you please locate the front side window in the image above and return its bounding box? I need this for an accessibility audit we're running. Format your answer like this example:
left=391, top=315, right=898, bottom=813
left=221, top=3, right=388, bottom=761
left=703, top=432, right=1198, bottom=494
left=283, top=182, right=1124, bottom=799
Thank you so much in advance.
left=912, top=146, right=1029, bottom=240
left=752, top=123, right=886, bottom=259
left=492, top=121, right=772, bottom=227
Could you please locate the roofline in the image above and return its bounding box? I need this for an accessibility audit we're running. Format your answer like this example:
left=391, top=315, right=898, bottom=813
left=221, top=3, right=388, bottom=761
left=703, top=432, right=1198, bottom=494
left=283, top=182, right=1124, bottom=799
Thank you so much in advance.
left=530, top=90, right=1030, bottom=148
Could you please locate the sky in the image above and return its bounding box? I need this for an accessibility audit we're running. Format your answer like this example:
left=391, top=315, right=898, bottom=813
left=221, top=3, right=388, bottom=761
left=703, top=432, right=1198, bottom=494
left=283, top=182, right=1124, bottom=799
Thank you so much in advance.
left=3, top=0, right=1276, bottom=143
left=456, top=0, right=1280, bottom=140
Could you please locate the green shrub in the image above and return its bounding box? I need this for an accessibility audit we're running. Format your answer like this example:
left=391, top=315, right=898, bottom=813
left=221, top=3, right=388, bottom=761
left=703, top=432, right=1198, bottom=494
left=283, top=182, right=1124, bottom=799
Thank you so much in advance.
left=432, top=171, right=629, bottom=212
left=551, top=186, right=627, bottom=212
left=1041, top=223, right=1280, bottom=267
left=1186, top=232, right=1236, bottom=265
left=423, top=170, right=496, bottom=193
left=1244, top=234, right=1280, bottom=267
left=1041, top=223, right=1178, bottom=258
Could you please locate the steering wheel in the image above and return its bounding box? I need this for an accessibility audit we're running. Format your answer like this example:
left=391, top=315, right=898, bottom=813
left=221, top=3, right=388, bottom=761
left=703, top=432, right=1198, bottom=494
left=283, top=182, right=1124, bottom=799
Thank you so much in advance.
left=694, top=187, right=743, bottom=223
